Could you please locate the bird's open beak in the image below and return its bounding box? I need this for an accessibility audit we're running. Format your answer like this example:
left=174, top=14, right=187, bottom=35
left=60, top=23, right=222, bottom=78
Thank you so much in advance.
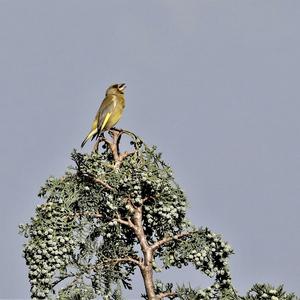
left=118, top=83, right=126, bottom=91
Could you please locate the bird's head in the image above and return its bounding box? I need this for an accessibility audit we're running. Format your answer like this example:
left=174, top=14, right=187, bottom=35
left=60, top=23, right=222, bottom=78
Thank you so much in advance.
left=106, top=83, right=127, bottom=95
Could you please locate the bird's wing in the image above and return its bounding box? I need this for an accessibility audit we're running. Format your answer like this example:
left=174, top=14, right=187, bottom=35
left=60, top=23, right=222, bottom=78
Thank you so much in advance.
left=97, top=95, right=117, bottom=131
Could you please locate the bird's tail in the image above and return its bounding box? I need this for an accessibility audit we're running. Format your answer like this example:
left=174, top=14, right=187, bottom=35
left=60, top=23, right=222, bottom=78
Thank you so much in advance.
left=81, top=129, right=98, bottom=148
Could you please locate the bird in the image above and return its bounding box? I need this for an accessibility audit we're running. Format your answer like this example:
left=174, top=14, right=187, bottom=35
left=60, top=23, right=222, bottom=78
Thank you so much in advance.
left=81, top=83, right=126, bottom=148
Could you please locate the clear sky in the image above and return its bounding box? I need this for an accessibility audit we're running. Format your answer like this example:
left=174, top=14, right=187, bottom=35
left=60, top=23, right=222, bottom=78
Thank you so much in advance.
left=0, top=1, right=299, bottom=298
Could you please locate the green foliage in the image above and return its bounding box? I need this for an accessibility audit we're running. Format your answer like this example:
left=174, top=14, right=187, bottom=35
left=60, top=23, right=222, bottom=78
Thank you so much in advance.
left=19, top=131, right=298, bottom=299
left=174, top=284, right=235, bottom=300
left=19, top=199, right=76, bottom=299
left=58, top=282, right=95, bottom=300
left=241, top=284, right=299, bottom=300
left=145, top=280, right=237, bottom=300
left=159, top=229, right=232, bottom=283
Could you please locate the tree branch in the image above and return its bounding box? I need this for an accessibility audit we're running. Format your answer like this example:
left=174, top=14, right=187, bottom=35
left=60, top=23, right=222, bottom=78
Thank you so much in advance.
left=104, top=257, right=144, bottom=269
left=130, top=207, right=157, bottom=299
left=52, top=273, right=76, bottom=288
left=93, top=177, right=114, bottom=191
left=114, top=213, right=135, bottom=229
left=157, top=291, right=177, bottom=299
left=141, top=196, right=155, bottom=204
left=151, top=231, right=196, bottom=252
left=93, top=129, right=138, bottom=169
left=80, top=171, right=114, bottom=191
left=118, top=150, right=135, bottom=161
left=122, top=196, right=137, bottom=211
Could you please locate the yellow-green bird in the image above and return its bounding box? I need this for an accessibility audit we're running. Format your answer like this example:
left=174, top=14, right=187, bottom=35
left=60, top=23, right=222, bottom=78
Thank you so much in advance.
left=81, top=83, right=126, bottom=148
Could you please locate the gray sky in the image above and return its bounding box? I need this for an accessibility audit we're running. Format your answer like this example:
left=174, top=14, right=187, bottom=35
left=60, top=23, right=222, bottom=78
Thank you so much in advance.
left=0, top=0, right=299, bottom=298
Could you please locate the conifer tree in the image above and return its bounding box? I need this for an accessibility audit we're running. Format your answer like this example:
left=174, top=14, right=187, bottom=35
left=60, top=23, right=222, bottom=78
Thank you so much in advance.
left=19, top=129, right=298, bottom=300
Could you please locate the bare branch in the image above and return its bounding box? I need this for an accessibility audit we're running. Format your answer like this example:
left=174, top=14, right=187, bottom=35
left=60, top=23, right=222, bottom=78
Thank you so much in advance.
left=52, top=273, right=76, bottom=288
left=93, top=177, right=114, bottom=191
left=151, top=231, right=196, bottom=252
left=80, top=171, right=114, bottom=191
left=157, top=291, right=177, bottom=299
left=119, top=150, right=135, bottom=161
left=93, top=129, right=138, bottom=169
left=104, top=256, right=144, bottom=269
left=122, top=196, right=137, bottom=211
left=114, top=213, right=135, bottom=229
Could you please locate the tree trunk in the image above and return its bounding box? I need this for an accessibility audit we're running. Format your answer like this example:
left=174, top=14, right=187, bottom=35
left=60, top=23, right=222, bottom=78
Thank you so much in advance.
left=141, top=266, right=157, bottom=300
left=133, top=207, right=158, bottom=299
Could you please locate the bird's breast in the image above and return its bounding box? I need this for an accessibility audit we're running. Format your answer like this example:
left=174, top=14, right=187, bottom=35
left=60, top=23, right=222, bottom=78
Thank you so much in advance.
left=119, top=95, right=125, bottom=108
